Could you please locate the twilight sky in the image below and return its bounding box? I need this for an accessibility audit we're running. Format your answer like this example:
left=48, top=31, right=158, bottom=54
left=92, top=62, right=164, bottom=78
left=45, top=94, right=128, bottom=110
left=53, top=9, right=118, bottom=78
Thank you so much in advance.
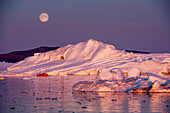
left=0, top=0, right=170, bottom=53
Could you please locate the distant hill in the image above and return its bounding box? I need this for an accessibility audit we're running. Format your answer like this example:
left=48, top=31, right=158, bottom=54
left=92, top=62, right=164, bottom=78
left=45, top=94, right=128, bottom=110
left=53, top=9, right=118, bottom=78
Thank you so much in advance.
left=125, top=50, right=150, bottom=54
left=0, top=46, right=60, bottom=63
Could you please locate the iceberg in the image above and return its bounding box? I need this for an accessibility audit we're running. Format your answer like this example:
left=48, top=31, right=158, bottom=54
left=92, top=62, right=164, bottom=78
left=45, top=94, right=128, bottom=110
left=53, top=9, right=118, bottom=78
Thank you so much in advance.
left=1, top=39, right=170, bottom=92
left=0, top=39, right=170, bottom=81
left=73, top=68, right=170, bottom=93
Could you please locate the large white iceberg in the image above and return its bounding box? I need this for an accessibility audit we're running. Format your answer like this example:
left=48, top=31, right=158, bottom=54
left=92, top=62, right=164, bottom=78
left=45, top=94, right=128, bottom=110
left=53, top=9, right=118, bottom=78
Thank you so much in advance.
left=0, top=39, right=170, bottom=79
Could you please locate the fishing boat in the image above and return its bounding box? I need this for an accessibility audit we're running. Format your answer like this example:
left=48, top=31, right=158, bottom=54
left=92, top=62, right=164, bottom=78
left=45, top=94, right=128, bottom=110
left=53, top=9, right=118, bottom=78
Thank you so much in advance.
left=36, top=72, right=49, bottom=77
left=36, top=68, right=49, bottom=77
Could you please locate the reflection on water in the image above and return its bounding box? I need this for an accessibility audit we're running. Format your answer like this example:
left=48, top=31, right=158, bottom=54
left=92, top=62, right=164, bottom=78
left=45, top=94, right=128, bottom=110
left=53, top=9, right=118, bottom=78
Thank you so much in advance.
left=0, top=75, right=170, bottom=113
left=150, top=93, right=170, bottom=113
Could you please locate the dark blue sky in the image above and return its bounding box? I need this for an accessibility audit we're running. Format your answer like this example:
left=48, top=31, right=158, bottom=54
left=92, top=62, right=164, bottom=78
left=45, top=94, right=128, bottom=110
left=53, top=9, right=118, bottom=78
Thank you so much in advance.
left=0, top=0, right=170, bottom=53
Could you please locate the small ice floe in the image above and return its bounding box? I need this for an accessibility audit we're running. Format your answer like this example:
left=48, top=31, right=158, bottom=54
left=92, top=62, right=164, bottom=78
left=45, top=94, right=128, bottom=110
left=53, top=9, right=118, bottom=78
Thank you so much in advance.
left=23, top=77, right=30, bottom=80
left=73, top=77, right=152, bottom=92
left=0, top=77, right=4, bottom=80
left=58, top=72, right=68, bottom=76
left=73, top=68, right=170, bottom=93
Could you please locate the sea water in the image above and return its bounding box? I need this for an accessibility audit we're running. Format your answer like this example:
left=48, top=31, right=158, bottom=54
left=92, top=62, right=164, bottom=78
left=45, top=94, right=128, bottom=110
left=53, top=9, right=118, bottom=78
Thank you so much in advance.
left=0, top=75, right=169, bottom=113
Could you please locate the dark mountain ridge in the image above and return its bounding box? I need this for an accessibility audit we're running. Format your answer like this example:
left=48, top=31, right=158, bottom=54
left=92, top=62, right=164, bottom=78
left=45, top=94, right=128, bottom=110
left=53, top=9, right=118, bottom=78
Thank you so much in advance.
left=0, top=46, right=59, bottom=63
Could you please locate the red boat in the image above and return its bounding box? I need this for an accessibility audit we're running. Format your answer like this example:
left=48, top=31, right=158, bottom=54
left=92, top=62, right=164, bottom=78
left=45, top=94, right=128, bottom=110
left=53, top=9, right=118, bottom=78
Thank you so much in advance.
left=36, top=72, right=49, bottom=77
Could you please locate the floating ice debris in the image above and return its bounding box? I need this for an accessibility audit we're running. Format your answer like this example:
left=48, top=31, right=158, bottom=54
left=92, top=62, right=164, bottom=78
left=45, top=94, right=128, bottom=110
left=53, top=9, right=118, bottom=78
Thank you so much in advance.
left=73, top=68, right=170, bottom=93
left=0, top=77, right=4, bottom=80
left=73, top=78, right=152, bottom=92
left=23, top=77, right=30, bottom=80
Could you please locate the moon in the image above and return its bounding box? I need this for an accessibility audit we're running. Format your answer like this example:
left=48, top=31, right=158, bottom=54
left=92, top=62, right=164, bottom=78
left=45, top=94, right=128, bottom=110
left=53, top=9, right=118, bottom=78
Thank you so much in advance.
left=39, top=13, right=49, bottom=22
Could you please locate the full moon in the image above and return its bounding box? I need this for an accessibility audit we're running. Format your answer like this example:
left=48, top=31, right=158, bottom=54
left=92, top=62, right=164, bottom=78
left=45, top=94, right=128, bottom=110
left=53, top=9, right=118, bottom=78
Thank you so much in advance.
left=39, top=13, right=49, bottom=22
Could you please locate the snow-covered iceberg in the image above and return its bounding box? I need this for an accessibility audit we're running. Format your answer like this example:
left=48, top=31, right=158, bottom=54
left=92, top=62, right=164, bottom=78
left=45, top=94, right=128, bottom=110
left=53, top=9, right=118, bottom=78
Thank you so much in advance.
left=0, top=39, right=170, bottom=77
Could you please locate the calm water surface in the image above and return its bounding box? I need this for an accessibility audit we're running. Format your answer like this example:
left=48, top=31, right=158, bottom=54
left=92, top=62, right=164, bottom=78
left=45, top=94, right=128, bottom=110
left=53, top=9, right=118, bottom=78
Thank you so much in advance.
left=0, top=75, right=170, bottom=113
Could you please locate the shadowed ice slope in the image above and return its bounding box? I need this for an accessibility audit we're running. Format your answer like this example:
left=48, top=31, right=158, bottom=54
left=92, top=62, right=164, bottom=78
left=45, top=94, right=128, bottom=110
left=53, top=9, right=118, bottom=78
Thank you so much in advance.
left=1, top=39, right=170, bottom=76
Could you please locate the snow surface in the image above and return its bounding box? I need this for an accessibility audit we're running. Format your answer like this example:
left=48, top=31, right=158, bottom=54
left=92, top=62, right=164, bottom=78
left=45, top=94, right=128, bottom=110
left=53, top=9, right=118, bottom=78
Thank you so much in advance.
left=0, top=62, right=13, bottom=72
left=0, top=39, right=170, bottom=92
